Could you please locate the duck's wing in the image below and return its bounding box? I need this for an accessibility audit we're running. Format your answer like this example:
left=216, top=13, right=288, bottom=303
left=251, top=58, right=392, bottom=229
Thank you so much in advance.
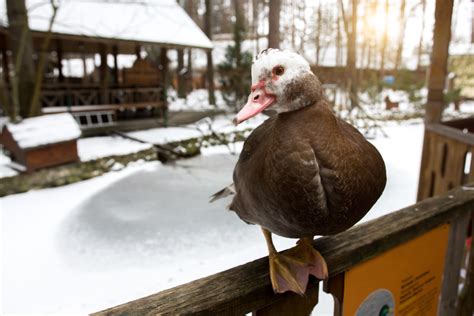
left=209, top=183, right=235, bottom=202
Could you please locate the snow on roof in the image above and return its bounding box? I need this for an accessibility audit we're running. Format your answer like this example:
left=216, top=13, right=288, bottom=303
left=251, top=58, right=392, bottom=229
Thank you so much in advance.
left=0, top=0, right=213, bottom=50
left=6, top=113, right=81, bottom=149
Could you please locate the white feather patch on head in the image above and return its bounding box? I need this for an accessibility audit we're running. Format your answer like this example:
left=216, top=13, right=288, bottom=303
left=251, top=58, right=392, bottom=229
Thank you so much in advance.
left=251, top=49, right=311, bottom=85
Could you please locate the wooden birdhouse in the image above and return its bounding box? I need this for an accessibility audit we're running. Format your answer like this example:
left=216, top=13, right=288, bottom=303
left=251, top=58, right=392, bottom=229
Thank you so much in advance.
left=0, top=113, right=81, bottom=172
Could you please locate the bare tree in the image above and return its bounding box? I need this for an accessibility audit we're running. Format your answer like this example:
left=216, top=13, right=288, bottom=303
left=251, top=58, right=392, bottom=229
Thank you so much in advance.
left=252, top=0, right=260, bottom=53
left=29, top=0, right=59, bottom=117
left=315, top=1, right=322, bottom=66
left=6, top=0, right=35, bottom=119
left=394, top=0, right=407, bottom=70
left=204, top=0, right=216, bottom=105
left=340, top=0, right=359, bottom=109
left=379, top=0, right=389, bottom=78
left=416, top=0, right=427, bottom=70
left=268, top=0, right=281, bottom=48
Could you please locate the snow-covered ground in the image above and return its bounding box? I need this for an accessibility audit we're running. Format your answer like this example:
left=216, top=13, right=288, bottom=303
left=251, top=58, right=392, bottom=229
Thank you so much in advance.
left=77, top=136, right=152, bottom=162
left=1, top=122, right=423, bottom=315
left=167, top=89, right=228, bottom=112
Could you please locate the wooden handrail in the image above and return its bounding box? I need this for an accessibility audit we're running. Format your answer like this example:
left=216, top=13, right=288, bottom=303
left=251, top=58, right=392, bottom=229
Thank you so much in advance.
left=93, top=186, right=474, bottom=315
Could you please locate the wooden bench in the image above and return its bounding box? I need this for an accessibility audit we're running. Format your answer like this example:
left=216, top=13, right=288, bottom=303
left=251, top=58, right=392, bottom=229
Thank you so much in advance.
left=93, top=187, right=474, bottom=315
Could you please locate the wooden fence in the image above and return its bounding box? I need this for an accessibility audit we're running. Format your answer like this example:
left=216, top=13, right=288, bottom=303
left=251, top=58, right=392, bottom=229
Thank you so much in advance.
left=93, top=187, right=473, bottom=315
left=418, top=118, right=474, bottom=201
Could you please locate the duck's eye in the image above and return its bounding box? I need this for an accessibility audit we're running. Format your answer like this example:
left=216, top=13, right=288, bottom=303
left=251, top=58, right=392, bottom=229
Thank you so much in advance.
left=272, top=65, right=285, bottom=76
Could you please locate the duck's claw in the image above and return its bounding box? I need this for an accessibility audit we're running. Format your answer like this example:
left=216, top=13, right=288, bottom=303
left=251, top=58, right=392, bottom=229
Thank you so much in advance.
left=268, top=239, right=328, bottom=295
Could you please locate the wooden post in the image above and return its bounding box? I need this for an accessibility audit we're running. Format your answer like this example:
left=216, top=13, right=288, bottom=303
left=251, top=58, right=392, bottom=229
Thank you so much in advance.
left=80, top=43, right=88, bottom=84
left=425, top=0, right=454, bottom=123
left=135, top=45, right=141, bottom=60
left=112, top=45, right=119, bottom=85
left=1, top=34, right=10, bottom=84
left=323, top=273, right=345, bottom=316
left=176, top=49, right=185, bottom=98
left=456, top=211, right=473, bottom=316
left=99, top=44, right=109, bottom=104
left=160, top=47, right=168, bottom=126
left=56, top=39, right=64, bottom=83
left=417, top=0, right=454, bottom=201
left=439, top=211, right=470, bottom=316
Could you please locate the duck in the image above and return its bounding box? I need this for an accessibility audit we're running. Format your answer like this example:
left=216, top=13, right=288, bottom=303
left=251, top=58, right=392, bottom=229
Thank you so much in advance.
left=211, top=49, right=386, bottom=295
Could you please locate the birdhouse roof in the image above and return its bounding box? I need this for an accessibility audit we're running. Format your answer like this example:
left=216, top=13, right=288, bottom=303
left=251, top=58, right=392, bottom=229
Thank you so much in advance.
left=5, top=113, right=81, bottom=149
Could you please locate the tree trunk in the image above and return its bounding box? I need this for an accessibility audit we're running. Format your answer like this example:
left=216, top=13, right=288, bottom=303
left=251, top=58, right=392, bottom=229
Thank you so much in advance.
left=336, top=9, right=342, bottom=66
left=394, top=0, right=407, bottom=70
left=204, top=0, right=216, bottom=105
left=417, top=0, right=427, bottom=70
left=268, top=0, right=281, bottom=49
left=252, top=0, right=260, bottom=53
left=379, top=0, right=389, bottom=79
left=315, top=2, right=322, bottom=66
left=425, top=0, right=453, bottom=123
left=345, top=0, right=359, bottom=109
left=6, top=0, right=35, bottom=118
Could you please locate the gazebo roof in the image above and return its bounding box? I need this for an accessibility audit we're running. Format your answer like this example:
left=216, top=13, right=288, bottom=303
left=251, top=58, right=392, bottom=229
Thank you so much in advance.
left=0, top=0, right=213, bottom=51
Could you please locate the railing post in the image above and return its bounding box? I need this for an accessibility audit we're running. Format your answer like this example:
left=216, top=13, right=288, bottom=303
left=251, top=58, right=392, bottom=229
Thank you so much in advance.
left=252, top=281, right=319, bottom=316
left=456, top=211, right=473, bottom=316
left=439, top=211, right=470, bottom=315
left=323, top=273, right=345, bottom=316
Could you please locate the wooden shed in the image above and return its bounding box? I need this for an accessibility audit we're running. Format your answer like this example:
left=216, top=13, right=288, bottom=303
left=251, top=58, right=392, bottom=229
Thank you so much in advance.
left=0, top=113, right=81, bottom=172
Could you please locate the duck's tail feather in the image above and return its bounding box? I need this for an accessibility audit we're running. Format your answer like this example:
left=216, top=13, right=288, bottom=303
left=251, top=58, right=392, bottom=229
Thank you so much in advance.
left=209, top=183, right=235, bottom=203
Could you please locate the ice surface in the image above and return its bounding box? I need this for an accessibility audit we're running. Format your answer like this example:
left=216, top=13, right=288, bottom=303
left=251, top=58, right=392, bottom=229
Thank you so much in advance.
left=1, top=123, right=423, bottom=315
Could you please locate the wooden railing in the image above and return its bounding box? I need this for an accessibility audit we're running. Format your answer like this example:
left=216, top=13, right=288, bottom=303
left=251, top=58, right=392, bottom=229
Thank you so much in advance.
left=93, top=187, right=474, bottom=316
left=418, top=118, right=474, bottom=201
left=40, top=84, right=162, bottom=108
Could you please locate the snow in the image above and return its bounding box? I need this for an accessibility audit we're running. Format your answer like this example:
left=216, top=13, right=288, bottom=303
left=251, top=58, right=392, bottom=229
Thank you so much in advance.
left=0, top=0, right=213, bottom=50
left=5, top=113, right=81, bottom=149
left=1, top=121, right=424, bottom=315
left=0, top=152, right=17, bottom=178
left=77, top=136, right=152, bottom=162
left=168, top=89, right=227, bottom=112
left=126, top=114, right=266, bottom=145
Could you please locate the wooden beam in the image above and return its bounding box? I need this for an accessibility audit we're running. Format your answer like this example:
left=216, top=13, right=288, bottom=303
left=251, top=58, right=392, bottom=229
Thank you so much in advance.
left=112, top=45, right=119, bottom=85
left=1, top=33, right=9, bottom=84
left=56, top=39, right=64, bottom=82
left=99, top=44, right=109, bottom=103
left=93, top=187, right=474, bottom=315
left=160, top=47, right=169, bottom=125
left=439, top=211, right=470, bottom=315
left=79, top=43, right=87, bottom=84
left=425, top=0, right=454, bottom=123
left=135, top=45, right=141, bottom=60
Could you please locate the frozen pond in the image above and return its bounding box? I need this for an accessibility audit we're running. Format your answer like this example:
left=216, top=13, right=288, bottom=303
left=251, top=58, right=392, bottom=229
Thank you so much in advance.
left=1, top=123, right=423, bottom=315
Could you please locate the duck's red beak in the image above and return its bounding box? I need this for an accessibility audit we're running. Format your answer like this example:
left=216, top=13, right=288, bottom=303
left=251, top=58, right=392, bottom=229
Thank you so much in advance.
left=233, top=81, right=276, bottom=125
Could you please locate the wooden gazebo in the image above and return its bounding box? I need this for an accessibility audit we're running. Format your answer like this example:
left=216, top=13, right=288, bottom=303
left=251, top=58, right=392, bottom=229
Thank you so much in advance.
left=0, top=0, right=213, bottom=133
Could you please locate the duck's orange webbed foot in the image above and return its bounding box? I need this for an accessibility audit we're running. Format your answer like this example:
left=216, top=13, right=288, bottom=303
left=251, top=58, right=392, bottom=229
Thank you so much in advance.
left=262, top=229, right=328, bottom=295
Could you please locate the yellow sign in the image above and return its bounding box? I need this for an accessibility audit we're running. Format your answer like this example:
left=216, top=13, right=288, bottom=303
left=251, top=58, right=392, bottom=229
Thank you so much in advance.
left=343, top=224, right=450, bottom=316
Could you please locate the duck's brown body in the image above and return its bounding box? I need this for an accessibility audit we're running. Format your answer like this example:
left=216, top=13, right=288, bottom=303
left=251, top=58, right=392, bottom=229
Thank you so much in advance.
left=230, top=98, right=386, bottom=238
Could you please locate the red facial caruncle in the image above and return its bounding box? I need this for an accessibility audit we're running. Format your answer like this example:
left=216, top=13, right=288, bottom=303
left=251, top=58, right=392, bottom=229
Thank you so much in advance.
left=233, top=65, right=285, bottom=125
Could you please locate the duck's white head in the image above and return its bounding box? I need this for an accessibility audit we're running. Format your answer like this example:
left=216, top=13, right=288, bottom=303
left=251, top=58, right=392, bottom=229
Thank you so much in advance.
left=234, top=49, right=322, bottom=125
